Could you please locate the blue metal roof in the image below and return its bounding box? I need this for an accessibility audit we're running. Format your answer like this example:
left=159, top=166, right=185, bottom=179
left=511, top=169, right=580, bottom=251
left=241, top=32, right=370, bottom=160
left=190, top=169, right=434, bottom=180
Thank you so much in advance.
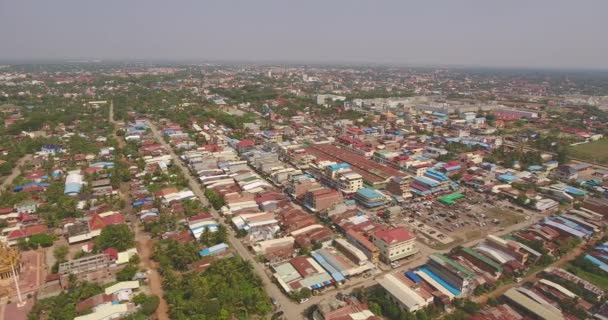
left=414, top=176, right=440, bottom=187
left=356, top=188, right=382, bottom=199
left=426, top=169, right=448, bottom=181
left=543, top=219, right=586, bottom=238
left=550, top=217, right=593, bottom=235
left=311, top=252, right=345, bottom=282
left=405, top=271, right=422, bottom=283
left=64, top=183, right=82, bottom=195
left=418, top=266, right=461, bottom=295
left=199, top=243, right=228, bottom=257
left=327, top=163, right=350, bottom=171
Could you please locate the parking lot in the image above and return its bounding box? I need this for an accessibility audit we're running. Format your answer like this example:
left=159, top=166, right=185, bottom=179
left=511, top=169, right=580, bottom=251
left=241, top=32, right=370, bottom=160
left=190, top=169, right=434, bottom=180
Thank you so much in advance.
left=394, top=191, right=534, bottom=248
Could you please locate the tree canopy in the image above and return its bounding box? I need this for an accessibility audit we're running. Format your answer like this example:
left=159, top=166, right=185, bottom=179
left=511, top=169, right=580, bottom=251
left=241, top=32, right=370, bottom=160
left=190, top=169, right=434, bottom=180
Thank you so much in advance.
left=94, top=224, right=135, bottom=252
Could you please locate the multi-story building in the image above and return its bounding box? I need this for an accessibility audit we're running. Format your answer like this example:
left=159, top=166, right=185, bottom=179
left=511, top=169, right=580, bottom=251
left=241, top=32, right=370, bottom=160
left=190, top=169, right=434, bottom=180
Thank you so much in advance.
left=323, top=163, right=363, bottom=194
left=286, top=174, right=322, bottom=200
left=353, top=188, right=387, bottom=208
left=346, top=229, right=379, bottom=264
left=58, top=254, right=116, bottom=288
left=372, top=227, right=417, bottom=263
left=386, top=176, right=413, bottom=199
left=304, top=187, right=343, bottom=212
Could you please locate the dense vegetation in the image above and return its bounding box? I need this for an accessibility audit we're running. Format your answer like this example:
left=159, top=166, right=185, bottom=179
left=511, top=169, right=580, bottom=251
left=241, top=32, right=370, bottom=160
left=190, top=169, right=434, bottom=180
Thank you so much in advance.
left=154, top=239, right=201, bottom=271
left=28, top=280, right=103, bottom=320
left=94, top=224, right=135, bottom=251
left=163, top=257, right=272, bottom=320
left=204, top=188, right=225, bottom=210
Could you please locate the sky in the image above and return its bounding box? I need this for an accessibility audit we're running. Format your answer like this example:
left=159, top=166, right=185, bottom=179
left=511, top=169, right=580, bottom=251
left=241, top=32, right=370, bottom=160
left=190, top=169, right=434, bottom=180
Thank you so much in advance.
left=1, top=0, right=607, bottom=69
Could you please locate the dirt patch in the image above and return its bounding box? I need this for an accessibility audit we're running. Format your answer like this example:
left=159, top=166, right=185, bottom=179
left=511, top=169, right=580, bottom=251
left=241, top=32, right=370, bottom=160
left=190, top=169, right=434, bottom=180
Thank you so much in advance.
left=136, top=226, right=169, bottom=320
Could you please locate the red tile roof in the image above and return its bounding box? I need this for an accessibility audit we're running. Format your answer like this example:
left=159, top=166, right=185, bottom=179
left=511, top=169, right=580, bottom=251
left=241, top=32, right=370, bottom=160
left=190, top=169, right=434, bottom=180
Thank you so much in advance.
left=103, top=248, right=118, bottom=260
left=7, top=224, right=48, bottom=240
left=236, top=139, right=255, bottom=147
left=373, top=227, right=414, bottom=244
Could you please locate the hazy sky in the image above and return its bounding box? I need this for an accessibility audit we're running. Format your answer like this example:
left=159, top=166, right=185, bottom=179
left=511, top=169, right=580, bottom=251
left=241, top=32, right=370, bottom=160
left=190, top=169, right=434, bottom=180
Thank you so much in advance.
left=1, top=0, right=607, bottom=69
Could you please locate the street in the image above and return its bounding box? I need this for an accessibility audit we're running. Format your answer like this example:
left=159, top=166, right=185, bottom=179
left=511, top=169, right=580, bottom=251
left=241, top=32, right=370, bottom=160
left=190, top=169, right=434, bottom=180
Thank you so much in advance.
left=147, top=121, right=307, bottom=319
left=0, top=154, right=32, bottom=192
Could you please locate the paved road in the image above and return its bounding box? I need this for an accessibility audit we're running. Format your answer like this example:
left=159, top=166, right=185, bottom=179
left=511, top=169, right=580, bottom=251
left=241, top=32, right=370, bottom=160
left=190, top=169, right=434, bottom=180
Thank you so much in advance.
left=147, top=121, right=305, bottom=319
left=0, top=154, right=32, bottom=192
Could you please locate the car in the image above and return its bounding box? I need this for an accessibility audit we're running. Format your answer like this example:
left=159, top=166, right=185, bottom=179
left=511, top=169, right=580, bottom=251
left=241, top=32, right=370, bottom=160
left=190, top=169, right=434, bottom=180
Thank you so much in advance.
left=299, top=298, right=309, bottom=304
left=271, top=298, right=278, bottom=305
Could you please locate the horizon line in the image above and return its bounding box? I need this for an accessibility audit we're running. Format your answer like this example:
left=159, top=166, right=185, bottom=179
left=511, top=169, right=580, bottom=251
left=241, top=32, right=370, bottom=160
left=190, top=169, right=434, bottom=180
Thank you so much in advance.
left=1, top=57, right=608, bottom=73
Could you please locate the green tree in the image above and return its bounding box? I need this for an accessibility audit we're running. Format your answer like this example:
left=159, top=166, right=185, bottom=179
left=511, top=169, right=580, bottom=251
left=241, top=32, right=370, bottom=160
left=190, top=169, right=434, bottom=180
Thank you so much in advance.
left=53, top=244, right=69, bottom=262
left=214, top=224, right=228, bottom=244
left=117, top=264, right=138, bottom=281
left=94, top=224, right=135, bottom=251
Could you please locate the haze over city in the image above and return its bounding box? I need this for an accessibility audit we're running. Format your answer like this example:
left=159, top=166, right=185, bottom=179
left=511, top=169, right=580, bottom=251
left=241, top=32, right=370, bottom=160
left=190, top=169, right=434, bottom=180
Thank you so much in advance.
left=3, top=2, right=608, bottom=320
left=2, top=0, right=608, bottom=69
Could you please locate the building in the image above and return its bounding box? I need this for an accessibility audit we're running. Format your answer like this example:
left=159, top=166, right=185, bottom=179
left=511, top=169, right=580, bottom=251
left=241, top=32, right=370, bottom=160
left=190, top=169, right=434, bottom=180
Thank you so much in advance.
left=312, top=297, right=378, bottom=320
left=14, top=199, right=38, bottom=214
left=65, top=170, right=84, bottom=196
left=582, top=197, right=608, bottom=217
left=426, top=254, right=476, bottom=293
left=74, top=304, right=134, bottom=320
left=316, top=94, right=346, bottom=105
left=502, top=287, right=564, bottom=320
left=273, top=255, right=336, bottom=294
left=376, top=273, right=432, bottom=312
left=304, top=187, right=343, bottom=212
left=58, top=254, right=115, bottom=288
left=0, top=242, right=20, bottom=279
left=325, top=163, right=363, bottom=194
left=386, top=176, right=413, bottom=199
left=372, top=227, right=417, bottom=263
left=494, top=108, right=539, bottom=121
left=354, top=188, right=387, bottom=208
left=345, top=229, right=380, bottom=264
left=305, top=144, right=408, bottom=188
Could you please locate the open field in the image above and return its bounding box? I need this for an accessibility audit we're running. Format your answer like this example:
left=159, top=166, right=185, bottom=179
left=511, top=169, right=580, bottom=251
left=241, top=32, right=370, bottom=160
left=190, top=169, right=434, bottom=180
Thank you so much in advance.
left=568, top=139, right=608, bottom=165
left=485, top=206, right=524, bottom=227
